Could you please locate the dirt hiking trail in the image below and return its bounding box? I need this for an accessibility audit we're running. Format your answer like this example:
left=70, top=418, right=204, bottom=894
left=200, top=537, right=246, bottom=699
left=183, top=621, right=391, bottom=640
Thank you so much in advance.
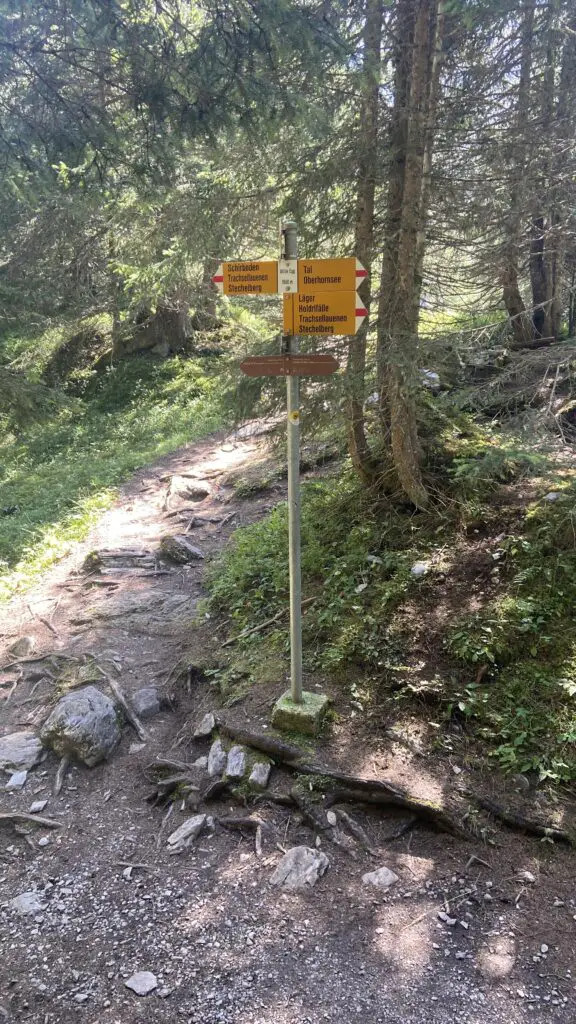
left=0, top=425, right=575, bottom=1024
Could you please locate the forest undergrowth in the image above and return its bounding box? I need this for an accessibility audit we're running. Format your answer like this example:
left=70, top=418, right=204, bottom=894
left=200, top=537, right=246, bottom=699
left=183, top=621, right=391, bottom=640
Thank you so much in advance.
left=0, top=319, right=229, bottom=599
left=208, top=413, right=576, bottom=784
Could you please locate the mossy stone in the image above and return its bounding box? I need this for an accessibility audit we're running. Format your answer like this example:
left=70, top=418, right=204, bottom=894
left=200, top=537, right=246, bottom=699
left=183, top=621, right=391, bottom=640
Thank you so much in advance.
left=271, top=690, right=330, bottom=736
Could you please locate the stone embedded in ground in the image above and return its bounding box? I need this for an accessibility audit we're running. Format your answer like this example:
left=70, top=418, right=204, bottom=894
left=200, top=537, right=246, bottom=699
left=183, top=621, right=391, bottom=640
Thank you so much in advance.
left=40, top=685, right=122, bottom=767
left=167, top=813, right=207, bottom=851
left=124, top=972, right=158, bottom=997
left=193, top=755, right=208, bottom=769
left=5, top=770, right=27, bottom=791
left=410, top=561, right=429, bottom=577
left=225, top=745, right=246, bottom=780
left=271, top=690, right=330, bottom=736
left=9, top=891, right=46, bottom=916
left=543, top=491, right=561, bottom=502
left=362, top=866, right=400, bottom=890
left=131, top=686, right=161, bottom=720
left=0, top=731, right=44, bottom=772
left=159, top=535, right=204, bottom=564
left=129, top=742, right=146, bottom=754
left=171, top=477, right=211, bottom=502
left=249, top=761, right=271, bottom=789
left=270, top=846, right=330, bottom=889
left=193, top=712, right=216, bottom=739
left=207, top=738, right=227, bottom=777
left=29, top=799, right=48, bottom=814
left=8, top=635, right=35, bottom=658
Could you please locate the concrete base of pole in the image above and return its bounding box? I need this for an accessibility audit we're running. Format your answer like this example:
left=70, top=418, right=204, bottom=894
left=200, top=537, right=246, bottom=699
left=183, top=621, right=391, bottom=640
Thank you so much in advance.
left=271, top=690, right=330, bottom=736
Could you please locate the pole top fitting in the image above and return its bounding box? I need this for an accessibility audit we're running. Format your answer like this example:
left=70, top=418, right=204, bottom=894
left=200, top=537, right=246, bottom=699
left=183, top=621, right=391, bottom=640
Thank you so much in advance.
left=281, top=221, right=298, bottom=260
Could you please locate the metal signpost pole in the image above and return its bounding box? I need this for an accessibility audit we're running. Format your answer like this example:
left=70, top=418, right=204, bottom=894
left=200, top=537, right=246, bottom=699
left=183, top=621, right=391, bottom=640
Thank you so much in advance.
left=281, top=221, right=303, bottom=704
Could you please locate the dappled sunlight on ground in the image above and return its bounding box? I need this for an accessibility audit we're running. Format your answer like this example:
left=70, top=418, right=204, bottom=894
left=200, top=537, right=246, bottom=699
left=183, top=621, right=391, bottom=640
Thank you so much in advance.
left=372, top=901, right=435, bottom=974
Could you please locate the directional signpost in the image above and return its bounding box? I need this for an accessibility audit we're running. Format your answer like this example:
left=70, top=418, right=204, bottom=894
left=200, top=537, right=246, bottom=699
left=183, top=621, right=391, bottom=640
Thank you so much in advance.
left=211, top=231, right=367, bottom=734
left=283, top=290, right=367, bottom=336
left=240, top=354, right=339, bottom=377
left=211, top=260, right=278, bottom=295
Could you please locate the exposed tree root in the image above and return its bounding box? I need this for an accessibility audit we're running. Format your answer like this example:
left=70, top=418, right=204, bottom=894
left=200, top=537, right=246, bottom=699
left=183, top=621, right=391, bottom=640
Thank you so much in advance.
left=218, top=721, right=467, bottom=838
left=470, top=794, right=574, bottom=845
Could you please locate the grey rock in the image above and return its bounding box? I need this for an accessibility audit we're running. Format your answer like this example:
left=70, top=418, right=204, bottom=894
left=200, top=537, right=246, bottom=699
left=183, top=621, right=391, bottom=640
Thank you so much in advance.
left=129, top=742, right=146, bottom=754
left=74, top=993, right=89, bottom=1004
left=38, top=836, right=50, bottom=848
left=85, top=592, right=189, bottom=622
left=438, top=910, right=457, bottom=925
left=124, top=972, right=158, bottom=997
left=193, top=712, right=216, bottom=739
left=159, top=534, right=204, bottom=564
left=131, top=686, right=161, bottom=720
left=0, top=731, right=44, bottom=772
left=167, top=813, right=207, bottom=851
left=8, top=635, right=35, bottom=658
left=40, top=686, right=122, bottom=767
left=172, top=477, right=211, bottom=501
left=193, top=755, right=208, bottom=769
left=362, top=866, right=400, bottom=890
left=270, top=846, right=330, bottom=889
left=5, top=769, right=27, bottom=791
left=8, top=891, right=45, bottom=916
left=249, top=761, right=271, bottom=789
left=543, top=491, right=561, bottom=502
left=225, top=745, right=246, bottom=780
left=410, top=561, right=429, bottom=577
left=29, top=799, right=48, bottom=814
left=207, top=739, right=227, bottom=777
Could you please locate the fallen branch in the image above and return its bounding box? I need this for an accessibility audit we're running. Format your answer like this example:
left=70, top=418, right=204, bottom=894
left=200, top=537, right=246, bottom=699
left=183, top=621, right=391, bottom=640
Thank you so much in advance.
left=0, top=812, right=62, bottom=828
left=54, top=756, right=70, bottom=796
left=470, top=794, right=574, bottom=844
left=221, top=597, right=316, bottom=648
left=218, top=814, right=269, bottom=833
left=27, top=603, right=59, bottom=637
left=106, top=676, right=148, bottom=742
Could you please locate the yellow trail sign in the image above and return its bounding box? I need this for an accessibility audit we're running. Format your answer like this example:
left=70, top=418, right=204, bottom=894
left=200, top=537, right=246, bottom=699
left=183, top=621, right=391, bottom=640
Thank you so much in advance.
left=297, top=257, right=367, bottom=292
left=212, top=260, right=278, bottom=295
left=283, top=290, right=368, bottom=336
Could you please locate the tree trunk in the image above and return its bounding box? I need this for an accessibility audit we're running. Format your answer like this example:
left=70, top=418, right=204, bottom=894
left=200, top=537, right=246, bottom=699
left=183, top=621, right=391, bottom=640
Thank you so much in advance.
left=376, top=0, right=443, bottom=509
left=345, top=0, right=384, bottom=483
left=529, top=0, right=561, bottom=343
left=502, top=0, right=535, bottom=349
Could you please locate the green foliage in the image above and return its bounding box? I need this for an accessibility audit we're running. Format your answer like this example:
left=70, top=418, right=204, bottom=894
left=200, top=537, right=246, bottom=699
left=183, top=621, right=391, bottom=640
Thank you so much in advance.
left=208, top=473, right=429, bottom=670
left=446, top=480, right=576, bottom=779
left=449, top=439, right=550, bottom=496
left=0, top=354, right=227, bottom=599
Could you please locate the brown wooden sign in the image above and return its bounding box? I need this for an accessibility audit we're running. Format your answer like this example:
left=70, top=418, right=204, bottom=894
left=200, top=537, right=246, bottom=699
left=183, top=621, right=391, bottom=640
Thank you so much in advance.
left=240, top=354, right=339, bottom=377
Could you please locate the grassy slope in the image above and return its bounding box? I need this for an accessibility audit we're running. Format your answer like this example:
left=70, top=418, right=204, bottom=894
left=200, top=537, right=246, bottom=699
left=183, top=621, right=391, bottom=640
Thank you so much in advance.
left=207, top=422, right=576, bottom=782
left=0, top=355, right=226, bottom=600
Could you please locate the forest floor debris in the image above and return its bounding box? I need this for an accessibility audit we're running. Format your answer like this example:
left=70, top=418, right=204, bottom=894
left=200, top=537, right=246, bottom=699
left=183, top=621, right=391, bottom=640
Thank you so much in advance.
left=0, top=428, right=575, bottom=1023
